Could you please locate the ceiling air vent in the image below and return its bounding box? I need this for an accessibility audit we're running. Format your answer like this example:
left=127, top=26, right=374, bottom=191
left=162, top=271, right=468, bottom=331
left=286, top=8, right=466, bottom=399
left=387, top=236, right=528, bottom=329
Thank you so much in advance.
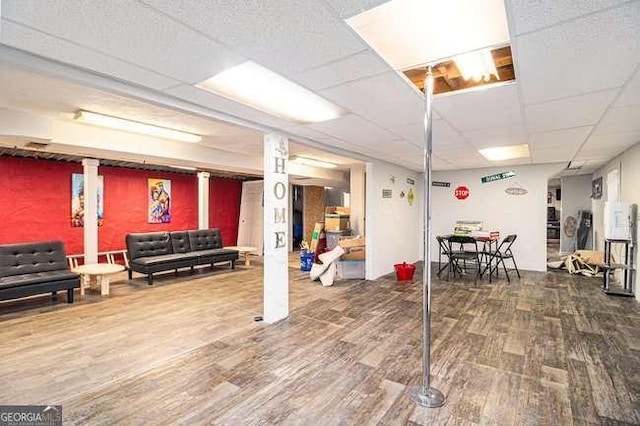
left=24, top=141, right=49, bottom=149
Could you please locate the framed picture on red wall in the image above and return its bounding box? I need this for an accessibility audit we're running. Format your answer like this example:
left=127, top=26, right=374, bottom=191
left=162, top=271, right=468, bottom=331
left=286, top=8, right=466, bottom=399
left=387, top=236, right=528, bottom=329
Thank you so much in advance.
left=71, top=173, right=104, bottom=227
left=148, top=178, right=171, bottom=223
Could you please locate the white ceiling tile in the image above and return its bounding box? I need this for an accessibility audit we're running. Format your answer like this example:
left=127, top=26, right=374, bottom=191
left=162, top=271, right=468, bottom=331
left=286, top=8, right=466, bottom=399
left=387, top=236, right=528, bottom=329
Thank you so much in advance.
left=462, top=126, right=527, bottom=149
left=507, top=0, right=628, bottom=35
left=293, top=51, right=390, bottom=91
left=525, top=89, right=617, bottom=132
left=529, top=126, right=592, bottom=151
left=144, top=0, right=365, bottom=74
left=320, top=72, right=423, bottom=129
left=432, top=120, right=470, bottom=150
left=574, top=146, right=627, bottom=160
left=308, top=114, right=399, bottom=146
left=368, top=139, right=423, bottom=159
left=613, top=68, right=640, bottom=107
left=390, top=123, right=425, bottom=146
left=3, top=0, right=245, bottom=84
left=582, top=130, right=640, bottom=151
left=515, top=2, right=640, bottom=104
left=433, top=83, right=523, bottom=131
left=323, top=0, right=390, bottom=18
left=0, top=21, right=180, bottom=91
left=595, top=105, right=640, bottom=134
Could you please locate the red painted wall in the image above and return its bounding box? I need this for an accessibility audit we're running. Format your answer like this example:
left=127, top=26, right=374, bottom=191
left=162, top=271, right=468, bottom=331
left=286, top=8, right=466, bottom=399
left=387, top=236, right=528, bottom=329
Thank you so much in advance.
left=209, top=178, right=242, bottom=246
left=98, top=166, right=198, bottom=252
left=0, top=156, right=84, bottom=254
left=0, top=157, right=242, bottom=254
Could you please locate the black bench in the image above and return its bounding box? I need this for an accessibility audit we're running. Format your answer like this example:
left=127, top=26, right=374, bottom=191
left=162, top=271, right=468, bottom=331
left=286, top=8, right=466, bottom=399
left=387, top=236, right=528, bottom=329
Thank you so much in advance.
left=125, top=229, right=239, bottom=285
left=0, top=241, right=81, bottom=303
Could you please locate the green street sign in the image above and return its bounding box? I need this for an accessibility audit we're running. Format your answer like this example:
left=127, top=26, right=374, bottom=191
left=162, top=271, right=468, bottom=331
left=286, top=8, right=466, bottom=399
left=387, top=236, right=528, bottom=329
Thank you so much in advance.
left=481, top=170, right=515, bottom=183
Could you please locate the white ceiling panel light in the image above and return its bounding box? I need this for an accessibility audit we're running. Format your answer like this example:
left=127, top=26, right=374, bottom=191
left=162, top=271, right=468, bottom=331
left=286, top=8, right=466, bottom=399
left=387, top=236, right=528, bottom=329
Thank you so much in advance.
left=479, top=144, right=530, bottom=161
left=74, top=110, right=202, bottom=143
left=347, top=0, right=510, bottom=70
left=289, top=156, right=338, bottom=169
left=196, top=61, right=344, bottom=123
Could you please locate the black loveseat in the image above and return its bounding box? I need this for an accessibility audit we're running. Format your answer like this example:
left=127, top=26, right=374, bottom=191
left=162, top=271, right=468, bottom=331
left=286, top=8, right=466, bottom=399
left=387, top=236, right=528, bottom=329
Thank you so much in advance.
left=125, top=229, right=239, bottom=285
left=0, top=241, right=81, bottom=303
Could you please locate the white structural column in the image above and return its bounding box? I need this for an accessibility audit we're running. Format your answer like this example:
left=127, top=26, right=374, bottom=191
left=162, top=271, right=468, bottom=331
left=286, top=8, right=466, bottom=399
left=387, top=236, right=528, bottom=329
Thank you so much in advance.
left=82, top=158, right=99, bottom=264
left=350, top=166, right=366, bottom=236
left=197, top=171, right=210, bottom=230
left=263, top=133, right=289, bottom=324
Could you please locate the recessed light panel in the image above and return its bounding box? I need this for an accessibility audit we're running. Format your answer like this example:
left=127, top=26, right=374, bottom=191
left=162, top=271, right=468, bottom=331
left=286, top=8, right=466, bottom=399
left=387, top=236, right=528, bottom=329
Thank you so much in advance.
left=347, top=0, right=510, bottom=70
left=479, top=144, right=530, bottom=161
left=197, top=61, right=343, bottom=124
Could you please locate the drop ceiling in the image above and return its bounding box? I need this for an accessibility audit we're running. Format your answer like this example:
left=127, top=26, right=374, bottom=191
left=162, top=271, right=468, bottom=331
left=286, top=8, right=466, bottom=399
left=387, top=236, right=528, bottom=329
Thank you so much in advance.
left=0, top=0, right=639, bottom=174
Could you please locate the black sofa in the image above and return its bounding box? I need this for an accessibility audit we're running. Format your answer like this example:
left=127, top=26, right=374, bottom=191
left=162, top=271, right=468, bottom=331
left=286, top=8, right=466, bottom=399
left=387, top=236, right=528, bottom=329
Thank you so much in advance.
left=126, top=229, right=239, bottom=285
left=0, top=241, right=80, bottom=303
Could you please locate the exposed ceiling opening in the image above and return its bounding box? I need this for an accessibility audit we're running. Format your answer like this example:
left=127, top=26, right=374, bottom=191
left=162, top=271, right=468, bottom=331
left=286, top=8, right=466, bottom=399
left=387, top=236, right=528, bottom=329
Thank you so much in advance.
left=403, top=45, right=515, bottom=95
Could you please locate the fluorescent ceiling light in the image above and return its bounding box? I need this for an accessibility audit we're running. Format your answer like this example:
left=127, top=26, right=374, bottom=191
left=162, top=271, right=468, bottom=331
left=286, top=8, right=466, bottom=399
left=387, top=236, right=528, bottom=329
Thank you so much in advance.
left=479, top=144, right=530, bottom=161
left=289, top=156, right=338, bottom=169
left=74, top=110, right=201, bottom=143
left=347, top=0, right=510, bottom=70
left=196, top=61, right=343, bottom=123
left=453, top=50, right=499, bottom=82
left=169, top=164, right=197, bottom=171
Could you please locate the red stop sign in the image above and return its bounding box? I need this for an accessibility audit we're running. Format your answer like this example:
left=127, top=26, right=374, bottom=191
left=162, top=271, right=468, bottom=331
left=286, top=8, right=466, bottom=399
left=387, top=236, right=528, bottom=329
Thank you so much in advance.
left=454, top=185, right=470, bottom=200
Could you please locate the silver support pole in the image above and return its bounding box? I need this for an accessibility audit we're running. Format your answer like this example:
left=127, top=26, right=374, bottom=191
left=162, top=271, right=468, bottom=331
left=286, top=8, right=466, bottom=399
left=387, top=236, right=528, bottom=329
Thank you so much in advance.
left=408, top=66, right=445, bottom=408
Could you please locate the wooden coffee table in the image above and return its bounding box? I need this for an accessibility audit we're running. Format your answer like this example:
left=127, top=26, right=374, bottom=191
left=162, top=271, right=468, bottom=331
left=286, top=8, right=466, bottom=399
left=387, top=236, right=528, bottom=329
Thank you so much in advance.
left=225, top=246, right=258, bottom=266
left=73, top=263, right=125, bottom=296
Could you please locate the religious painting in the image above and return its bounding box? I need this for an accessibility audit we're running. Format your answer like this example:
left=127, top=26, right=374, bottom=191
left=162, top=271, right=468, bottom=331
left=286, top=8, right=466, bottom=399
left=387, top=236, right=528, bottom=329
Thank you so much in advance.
left=148, top=178, right=171, bottom=223
left=71, top=173, right=104, bottom=227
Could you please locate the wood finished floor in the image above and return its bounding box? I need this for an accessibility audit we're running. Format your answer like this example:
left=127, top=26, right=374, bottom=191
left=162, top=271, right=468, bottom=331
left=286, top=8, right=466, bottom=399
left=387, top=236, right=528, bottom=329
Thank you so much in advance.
left=1, top=260, right=640, bottom=425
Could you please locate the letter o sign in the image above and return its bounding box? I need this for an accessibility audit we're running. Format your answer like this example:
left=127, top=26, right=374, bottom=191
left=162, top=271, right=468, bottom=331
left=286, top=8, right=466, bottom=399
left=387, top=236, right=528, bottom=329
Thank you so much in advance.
left=454, top=185, right=470, bottom=200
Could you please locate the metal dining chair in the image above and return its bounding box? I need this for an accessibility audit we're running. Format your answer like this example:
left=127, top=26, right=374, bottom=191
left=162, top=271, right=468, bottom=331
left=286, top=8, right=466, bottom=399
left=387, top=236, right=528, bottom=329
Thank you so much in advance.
left=447, top=235, right=482, bottom=284
left=485, top=234, right=520, bottom=283
left=436, top=235, right=452, bottom=277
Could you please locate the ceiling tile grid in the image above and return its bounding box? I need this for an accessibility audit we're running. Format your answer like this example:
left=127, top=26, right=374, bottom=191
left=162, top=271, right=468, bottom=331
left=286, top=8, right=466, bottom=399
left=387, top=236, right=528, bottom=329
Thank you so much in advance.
left=507, top=0, right=629, bottom=35
left=308, top=114, right=400, bottom=146
left=524, top=89, right=618, bottom=133
left=595, top=104, right=640, bottom=134
left=433, top=84, right=523, bottom=132
left=462, top=126, right=527, bottom=149
left=0, top=20, right=180, bottom=91
left=529, top=126, right=593, bottom=151
left=515, top=2, right=640, bottom=105
left=3, top=0, right=246, bottom=84
left=319, top=72, right=425, bottom=129
left=614, top=67, right=640, bottom=107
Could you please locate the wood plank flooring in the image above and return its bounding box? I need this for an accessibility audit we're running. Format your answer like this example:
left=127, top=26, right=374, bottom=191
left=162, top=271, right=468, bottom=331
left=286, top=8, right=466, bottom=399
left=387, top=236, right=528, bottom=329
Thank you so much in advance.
left=1, top=260, right=639, bottom=425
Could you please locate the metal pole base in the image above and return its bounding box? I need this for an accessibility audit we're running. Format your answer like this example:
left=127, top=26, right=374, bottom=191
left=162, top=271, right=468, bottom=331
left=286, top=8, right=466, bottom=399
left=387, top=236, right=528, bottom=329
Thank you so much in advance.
left=408, top=385, right=445, bottom=408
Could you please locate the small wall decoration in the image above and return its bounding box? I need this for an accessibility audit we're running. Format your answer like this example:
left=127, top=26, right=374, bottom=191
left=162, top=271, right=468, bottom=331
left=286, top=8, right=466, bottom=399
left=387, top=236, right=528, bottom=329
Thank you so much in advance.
left=71, top=173, right=104, bottom=227
left=592, top=176, right=603, bottom=199
left=481, top=170, right=515, bottom=184
left=454, top=185, right=470, bottom=200
left=407, top=187, right=415, bottom=205
left=148, top=178, right=171, bottom=223
left=406, top=177, right=415, bottom=185
left=432, top=181, right=450, bottom=187
left=505, top=182, right=528, bottom=195
left=389, top=175, right=397, bottom=185
left=564, top=215, right=577, bottom=238
left=382, top=189, right=393, bottom=198
left=547, top=191, right=553, bottom=204
left=399, top=190, right=406, bottom=198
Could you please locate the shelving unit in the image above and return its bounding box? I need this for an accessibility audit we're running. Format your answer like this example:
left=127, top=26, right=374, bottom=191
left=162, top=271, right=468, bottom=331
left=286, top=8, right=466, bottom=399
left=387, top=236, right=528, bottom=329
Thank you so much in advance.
left=603, top=238, right=635, bottom=297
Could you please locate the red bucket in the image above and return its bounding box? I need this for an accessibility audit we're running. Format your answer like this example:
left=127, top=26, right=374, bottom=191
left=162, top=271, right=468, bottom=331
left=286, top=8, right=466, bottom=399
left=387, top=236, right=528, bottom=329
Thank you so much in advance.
left=394, top=263, right=416, bottom=281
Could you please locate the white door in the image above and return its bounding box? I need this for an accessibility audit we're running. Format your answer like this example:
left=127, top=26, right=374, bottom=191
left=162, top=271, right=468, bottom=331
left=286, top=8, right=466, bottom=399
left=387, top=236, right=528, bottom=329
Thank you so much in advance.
left=238, top=180, right=264, bottom=255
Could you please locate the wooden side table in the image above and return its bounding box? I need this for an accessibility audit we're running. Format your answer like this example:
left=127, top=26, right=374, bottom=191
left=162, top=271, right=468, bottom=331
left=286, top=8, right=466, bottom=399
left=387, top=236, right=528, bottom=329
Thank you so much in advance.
left=225, top=246, right=258, bottom=266
left=73, top=263, right=125, bottom=296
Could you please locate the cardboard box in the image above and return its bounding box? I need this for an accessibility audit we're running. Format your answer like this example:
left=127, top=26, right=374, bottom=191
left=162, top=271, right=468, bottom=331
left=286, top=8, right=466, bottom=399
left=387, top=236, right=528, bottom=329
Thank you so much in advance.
left=325, top=206, right=350, bottom=231
left=339, top=236, right=365, bottom=260
left=309, top=222, right=324, bottom=253
left=338, top=236, right=365, bottom=248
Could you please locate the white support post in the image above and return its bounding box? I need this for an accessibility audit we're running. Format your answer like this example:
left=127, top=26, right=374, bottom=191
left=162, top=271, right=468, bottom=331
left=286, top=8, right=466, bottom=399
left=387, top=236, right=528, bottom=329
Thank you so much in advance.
left=82, top=158, right=99, bottom=265
left=197, top=171, right=210, bottom=230
left=263, top=133, right=289, bottom=324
